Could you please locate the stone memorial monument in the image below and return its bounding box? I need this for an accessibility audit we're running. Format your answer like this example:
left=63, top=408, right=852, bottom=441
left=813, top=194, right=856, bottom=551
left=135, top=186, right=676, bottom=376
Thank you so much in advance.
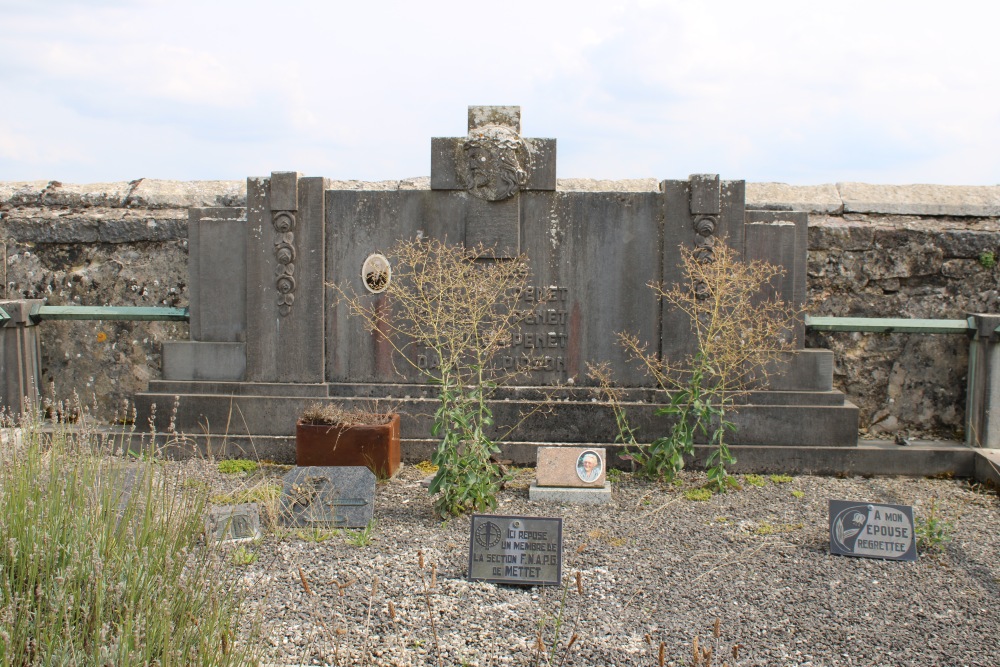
left=279, top=466, right=375, bottom=529
left=468, top=514, right=562, bottom=586
left=530, top=446, right=612, bottom=505
left=828, top=500, right=916, bottom=561
left=135, top=105, right=859, bottom=462
left=205, top=503, right=262, bottom=543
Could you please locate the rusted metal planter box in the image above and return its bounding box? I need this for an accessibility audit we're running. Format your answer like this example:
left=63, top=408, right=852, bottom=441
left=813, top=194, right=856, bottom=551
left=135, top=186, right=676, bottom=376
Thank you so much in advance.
left=295, top=413, right=400, bottom=478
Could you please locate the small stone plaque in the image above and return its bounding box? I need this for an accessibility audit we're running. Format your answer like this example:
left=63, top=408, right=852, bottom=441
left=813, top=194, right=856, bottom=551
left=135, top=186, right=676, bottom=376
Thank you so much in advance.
left=829, top=500, right=917, bottom=561
left=535, top=447, right=606, bottom=487
left=468, top=514, right=562, bottom=586
left=280, top=466, right=375, bottom=528
left=465, top=196, right=519, bottom=259
left=205, top=503, right=262, bottom=543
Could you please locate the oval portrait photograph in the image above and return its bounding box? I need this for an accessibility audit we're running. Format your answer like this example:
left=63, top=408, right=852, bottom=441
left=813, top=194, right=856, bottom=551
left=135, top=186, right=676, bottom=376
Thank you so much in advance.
left=576, top=449, right=603, bottom=483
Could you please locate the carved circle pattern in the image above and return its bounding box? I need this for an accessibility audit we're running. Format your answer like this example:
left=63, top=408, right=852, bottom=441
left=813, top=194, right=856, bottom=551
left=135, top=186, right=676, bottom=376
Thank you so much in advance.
left=273, top=211, right=297, bottom=316
left=692, top=215, right=719, bottom=299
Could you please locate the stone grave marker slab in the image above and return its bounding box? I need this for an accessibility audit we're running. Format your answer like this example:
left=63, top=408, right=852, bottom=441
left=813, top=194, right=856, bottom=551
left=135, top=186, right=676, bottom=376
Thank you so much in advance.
left=205, top=503, right=262, bottom=543
left=535, top=446, right=606, bottom=487
left=829, top=500, right=916, bottom=561
left=468, top=514, right=562, bottom=586
left=280, top=466, right=375, bottom=528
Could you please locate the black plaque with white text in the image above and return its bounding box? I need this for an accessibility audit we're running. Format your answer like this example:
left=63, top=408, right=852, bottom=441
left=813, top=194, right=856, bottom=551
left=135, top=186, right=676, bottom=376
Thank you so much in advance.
left=829, top=500, right=917, bottom=561
left=468, top=514, right=563, bottom=585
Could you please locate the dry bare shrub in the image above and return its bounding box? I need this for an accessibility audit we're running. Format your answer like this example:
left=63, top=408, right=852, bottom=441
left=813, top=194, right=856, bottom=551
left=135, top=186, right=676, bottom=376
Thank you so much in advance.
left=332, top=238, right=540, bottom=516
left=607, top=239, right=797, bottom=490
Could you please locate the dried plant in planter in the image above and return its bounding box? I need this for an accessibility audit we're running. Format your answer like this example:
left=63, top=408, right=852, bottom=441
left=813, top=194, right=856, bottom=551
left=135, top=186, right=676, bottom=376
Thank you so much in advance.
left=333, top=238, right=540, bottom=516
left=299, top=403, right=393, bottom=427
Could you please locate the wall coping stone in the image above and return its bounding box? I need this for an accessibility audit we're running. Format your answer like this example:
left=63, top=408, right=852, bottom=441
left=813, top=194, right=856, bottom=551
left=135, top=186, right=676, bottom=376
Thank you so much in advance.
left=746, top=183, right=843, bottom=214
left=128, top=179, right=246, bottom=209
left=556, top=178, right=660, bottom=192
left=837, top=182, right=1000, bottom=217
left=2, top=179, right=998, bottom=217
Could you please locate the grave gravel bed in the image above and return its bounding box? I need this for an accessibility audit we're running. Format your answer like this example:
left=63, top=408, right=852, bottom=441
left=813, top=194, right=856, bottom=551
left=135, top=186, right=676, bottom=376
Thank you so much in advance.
left=199, top=462, right=1000, bottom=667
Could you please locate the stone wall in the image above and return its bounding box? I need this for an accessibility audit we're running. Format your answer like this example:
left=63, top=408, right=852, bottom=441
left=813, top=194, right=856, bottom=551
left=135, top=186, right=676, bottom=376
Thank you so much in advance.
left=749, top=183, right=1000, bottom=439
left=2, top=178, right=998, bottom=438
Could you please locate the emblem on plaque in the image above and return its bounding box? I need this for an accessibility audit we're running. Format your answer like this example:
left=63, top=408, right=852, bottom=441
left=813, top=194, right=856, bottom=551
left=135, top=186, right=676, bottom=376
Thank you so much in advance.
left=475, top=520, right=503, bottom=549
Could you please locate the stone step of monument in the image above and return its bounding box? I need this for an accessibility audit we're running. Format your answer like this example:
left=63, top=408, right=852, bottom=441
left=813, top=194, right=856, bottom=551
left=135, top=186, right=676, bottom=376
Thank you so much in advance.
left=121, top=433, right=974, bottom=479
left=143, top=380, right=846, bottom=406
left=401, top=439, right=974, bottom=472
left=133, top=391, right=858, bottom=447
left=146, top=380, right=330, bottom=398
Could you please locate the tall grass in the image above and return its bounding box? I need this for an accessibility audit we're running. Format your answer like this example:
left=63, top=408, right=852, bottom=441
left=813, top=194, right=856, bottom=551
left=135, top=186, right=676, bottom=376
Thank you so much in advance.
left=0, top=417, right=261, bottom=666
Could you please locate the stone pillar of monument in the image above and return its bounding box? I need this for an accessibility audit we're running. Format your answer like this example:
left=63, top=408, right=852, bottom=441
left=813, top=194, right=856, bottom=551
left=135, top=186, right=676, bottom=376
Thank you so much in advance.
left=162, top=206, right=247, bottom=380
left=245, top=172, right=327, bottom=383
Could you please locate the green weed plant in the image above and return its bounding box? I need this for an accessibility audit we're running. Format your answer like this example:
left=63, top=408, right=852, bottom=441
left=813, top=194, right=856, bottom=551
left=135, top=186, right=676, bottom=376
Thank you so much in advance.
left=296, top=527, right=340, bottom=543
left=229, top=545, right=258, bottom=566
left=218, top=459, right=259, bottom=474
left=684, top=488, right=713, bottom=502
left=345, top=519, right=378, bottom=547
left=916, top=499, right=953, bottom=551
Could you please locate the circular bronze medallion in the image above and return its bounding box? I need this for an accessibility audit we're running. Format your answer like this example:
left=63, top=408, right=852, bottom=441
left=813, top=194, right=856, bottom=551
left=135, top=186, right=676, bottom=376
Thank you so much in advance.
left=361, top=253, right=391, bottom=294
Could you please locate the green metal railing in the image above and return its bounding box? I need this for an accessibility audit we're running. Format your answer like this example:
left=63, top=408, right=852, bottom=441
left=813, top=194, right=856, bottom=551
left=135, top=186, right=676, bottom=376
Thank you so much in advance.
left=0, top=304, right=993, bottom=336
left=0, top=305, right=189, bottom=324
left=29, top=305, right=189, bottom=323
left=804, top=315, right=974, bottom=334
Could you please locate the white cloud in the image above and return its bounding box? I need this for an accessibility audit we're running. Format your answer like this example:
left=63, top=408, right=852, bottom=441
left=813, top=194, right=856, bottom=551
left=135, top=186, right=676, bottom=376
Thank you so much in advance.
left=0, top=0, right=997, bottom=183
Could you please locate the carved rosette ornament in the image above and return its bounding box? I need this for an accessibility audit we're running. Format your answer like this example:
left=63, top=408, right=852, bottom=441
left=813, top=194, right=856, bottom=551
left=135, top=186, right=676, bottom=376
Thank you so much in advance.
left=273, top=210, right=296, bottom=316
left=460, top=124, right=530, bottom=201
left=692, top=214, right=718, bottom=300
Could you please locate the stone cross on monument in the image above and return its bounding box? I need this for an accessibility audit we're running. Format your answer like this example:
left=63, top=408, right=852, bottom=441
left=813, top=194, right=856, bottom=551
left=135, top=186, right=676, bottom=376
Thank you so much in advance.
left=429, top=105, right=557, bottom=258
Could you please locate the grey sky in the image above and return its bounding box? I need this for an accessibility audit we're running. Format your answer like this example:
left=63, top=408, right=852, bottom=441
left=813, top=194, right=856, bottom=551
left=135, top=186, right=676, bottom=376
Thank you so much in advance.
left=1, top=0, right=997, bottom=184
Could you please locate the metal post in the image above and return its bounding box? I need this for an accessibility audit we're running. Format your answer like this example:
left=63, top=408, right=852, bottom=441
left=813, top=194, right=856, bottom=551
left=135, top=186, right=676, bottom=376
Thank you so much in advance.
left=966, top=313, right=1000, bottom=448
left=0, top=300, right=44, bottom=416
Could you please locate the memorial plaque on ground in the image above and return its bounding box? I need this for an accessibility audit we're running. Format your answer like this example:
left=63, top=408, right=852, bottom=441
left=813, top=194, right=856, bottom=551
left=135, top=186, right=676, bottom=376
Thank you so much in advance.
left=205, top=503, right=262, bottom=543
left=468, top=514, right=562, bottom=585
left=829, top=500, right=916, bottom=561
left=280, top=466, right=375, bottom=528
left=535, top=446, right=606, bottom=487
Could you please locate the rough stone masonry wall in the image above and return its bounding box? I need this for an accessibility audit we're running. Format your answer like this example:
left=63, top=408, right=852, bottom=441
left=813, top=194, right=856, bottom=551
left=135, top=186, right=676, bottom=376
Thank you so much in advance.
left=1, top=178, right=998, bottom=439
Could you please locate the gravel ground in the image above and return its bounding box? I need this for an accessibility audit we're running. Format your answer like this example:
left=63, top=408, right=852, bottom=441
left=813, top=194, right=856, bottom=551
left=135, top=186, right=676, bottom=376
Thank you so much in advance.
left=197, top=462, right=1000, bottom=667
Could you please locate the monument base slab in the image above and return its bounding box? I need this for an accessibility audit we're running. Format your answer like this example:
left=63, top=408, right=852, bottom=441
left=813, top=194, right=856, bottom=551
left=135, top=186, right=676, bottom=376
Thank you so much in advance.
left=529, top=482, right=612, bottom=505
